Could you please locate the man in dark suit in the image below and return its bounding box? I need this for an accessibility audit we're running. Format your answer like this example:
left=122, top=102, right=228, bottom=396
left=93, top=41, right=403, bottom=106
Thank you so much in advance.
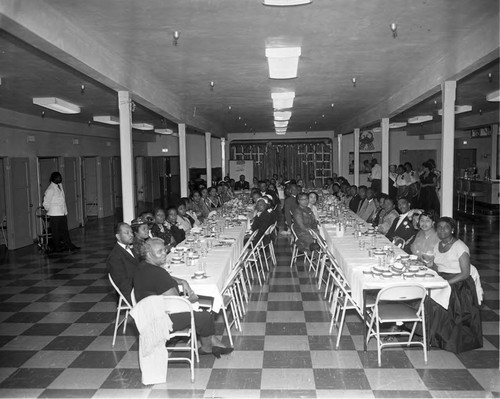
left=106, top=222, right=138, bottom=303
left=348, top=185, right=361, bottom=213
left=251, top=197, right=276, bottom=244
left=283, top=183, right=298, bottom=233
left=385, top=197, right=417, bottom=253
left=234, top=174, right=250, bottom=191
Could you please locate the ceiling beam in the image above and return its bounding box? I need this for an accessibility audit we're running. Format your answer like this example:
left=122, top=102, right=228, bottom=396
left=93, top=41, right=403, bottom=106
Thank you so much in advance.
left=337, top=12, right=500, bottom=135
left=0, top=0, right=223, bottom=136
left=0, top=107, right=155, bottom=142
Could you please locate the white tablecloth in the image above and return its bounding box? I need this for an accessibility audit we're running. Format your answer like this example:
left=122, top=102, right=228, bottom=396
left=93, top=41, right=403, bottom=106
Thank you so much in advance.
left=168, top=220, right=247, bottom=312
left=321, top=211, right=451, bottom=309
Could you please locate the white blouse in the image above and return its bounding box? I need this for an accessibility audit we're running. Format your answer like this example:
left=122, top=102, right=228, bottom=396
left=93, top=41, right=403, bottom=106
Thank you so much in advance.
left=433, top=239, right=469, bottom=274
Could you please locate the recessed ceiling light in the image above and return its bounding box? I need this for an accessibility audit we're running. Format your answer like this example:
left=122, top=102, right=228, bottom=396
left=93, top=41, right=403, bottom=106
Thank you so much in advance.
left=132, top=123, right=154, bottom=131
left=486, top=90, right=500, bottom=102
left=154, top=128, right=173, bottom=134
left=408, top=115, right=433, bottom=124
left=274, top=111, right=292, bottom=121
left=437, top=105, right=472, bottom=115
left=274, top=120, right=288, bottom=128
left=265, top=47, right=301, bottom=79
left=33, top=97, right=80, bottom=114
left=93, top=115, right=120, bottom=125
left=272, top=91, right=295, bottom=110
left=263, top=0, right=311, bottom=6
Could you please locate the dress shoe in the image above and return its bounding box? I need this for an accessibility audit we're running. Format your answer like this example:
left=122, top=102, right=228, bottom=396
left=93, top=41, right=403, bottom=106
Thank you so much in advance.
left=211, top=346, right=234, bottom=358
left=198, top=348, right=213, bottom=356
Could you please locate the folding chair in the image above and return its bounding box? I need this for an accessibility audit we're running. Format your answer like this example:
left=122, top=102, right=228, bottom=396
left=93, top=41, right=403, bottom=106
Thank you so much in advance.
left=309, top=229, right=331, bottom=289
left=325, top=258, right=375, bottom=350
left=261, top=222, right=278, bottom=267
left=108, top=274, right=133, bottom=347
left=366, top=284, right=427, bottom=367
left=289, top=223, right=311, bottom=268
left=246, top=232, right=268, bottom=286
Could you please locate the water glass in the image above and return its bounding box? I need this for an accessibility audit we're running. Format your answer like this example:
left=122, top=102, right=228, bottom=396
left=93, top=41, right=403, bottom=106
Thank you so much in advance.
left=358, top=240, right=365, bottom=251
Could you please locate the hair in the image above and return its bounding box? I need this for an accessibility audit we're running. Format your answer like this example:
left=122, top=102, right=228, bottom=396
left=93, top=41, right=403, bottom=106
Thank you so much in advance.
left=419, top=210, right=437, bottom=223
left=114, top=222, right=129, bottom=235
left=50, top=171, right=61, bottom=183
left=437, top=216, right=457, bottom=236
left=258, top=180, right=266, bottom=185
left=372, top=158, right=378, bottom=164
left=358, top=185, right=368, bottom=191
left=191, top=190, right=201, bottom=198
left=404, top=162, right=413, bottom=170
left=422, top=161, right=432, bottom=169
left=350, top=185, right=358, bottom=189
left=140, top=237, right=164, bottom=261
left=385, top=196, right=395, bottom=206
left=166, top=205, right=177, bottom=214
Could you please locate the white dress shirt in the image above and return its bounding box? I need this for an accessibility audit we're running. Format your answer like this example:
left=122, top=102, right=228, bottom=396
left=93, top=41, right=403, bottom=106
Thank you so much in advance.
left=371, top=164, right=381, bottom=179
left=117, top=241, right=135, bottom=257
left=43, top=182, right=67, bottom=216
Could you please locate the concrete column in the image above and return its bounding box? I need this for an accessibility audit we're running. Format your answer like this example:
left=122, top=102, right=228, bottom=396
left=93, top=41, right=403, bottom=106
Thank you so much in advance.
left=205, top=132, right=212, bottom=186
left=337, top=134, right=343, bottom=176
left=221, top=138, right=226, bottom=178
left=118, top=91, right=135, bottom=223
left=178, top=123, right=188, bottom=197
left=354, top=128, right=360, bottom=186
left=441, top=81, right=456, bottom=217
left=381, top=118, right=390, bottom=194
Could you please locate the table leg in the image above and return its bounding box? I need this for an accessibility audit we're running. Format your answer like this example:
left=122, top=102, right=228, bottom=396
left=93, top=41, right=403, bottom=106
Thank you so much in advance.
left=363, top=290, right=368, bottom=352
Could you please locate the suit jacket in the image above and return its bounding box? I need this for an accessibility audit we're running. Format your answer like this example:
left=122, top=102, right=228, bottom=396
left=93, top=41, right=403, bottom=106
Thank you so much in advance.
left=234, top=181, right=250, bottom=190
left=251, top=210, right=276, bottom=244
left=263, top=190, right=280, bottom=209
left=283, top=195, right=298, bottom=228
left=357, top=199, right=377, bottom=222
left=106, top=243, right=139, bottom=303
left=385, top=215, right=417, bottom=253
left=349, top=195, right=362, bottom=213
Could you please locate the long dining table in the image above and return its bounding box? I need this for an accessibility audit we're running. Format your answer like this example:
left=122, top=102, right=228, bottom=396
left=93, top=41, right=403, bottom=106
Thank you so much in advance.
left=320, top=208, right=451, bottom=350
left=165, top=212, right=249, bottom=313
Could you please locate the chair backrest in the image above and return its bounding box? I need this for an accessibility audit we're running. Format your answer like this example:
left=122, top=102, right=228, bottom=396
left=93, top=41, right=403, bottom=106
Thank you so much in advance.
left=377, top=284, right=426, bottom=303
left=131, top=288, right=137, bottom=306
left=239, top=230, right=258, bottom=258
left=222, top=262, right=244, bottom=294
left=163, top=295, right=194, bottom=315
left=309, top=229, right=327, bottom=251
left=108, top=273, right=132, bottom=308
left=290, top=223, right=299, bottom=241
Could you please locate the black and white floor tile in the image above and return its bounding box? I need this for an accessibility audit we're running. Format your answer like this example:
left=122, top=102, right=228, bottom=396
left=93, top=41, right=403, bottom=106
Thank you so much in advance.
left=0, top=217, right=498, bottom=398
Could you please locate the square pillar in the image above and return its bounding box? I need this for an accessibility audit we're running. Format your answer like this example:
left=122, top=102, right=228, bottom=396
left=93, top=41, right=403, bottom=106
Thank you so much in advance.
left=441, top=81, right=456, bottom=217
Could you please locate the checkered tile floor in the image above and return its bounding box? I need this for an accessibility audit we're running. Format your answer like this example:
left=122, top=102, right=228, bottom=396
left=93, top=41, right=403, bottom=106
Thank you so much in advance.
left=0, top=217, right=498, bottom=398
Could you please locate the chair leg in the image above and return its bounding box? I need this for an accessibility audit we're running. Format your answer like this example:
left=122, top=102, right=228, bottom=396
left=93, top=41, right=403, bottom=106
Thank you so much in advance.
left=122, top=310, right=129, bottom=334
left=376, top=314, right=382, bottom=367
left=269, top=241, right=277, bottom=265
left=221, top=306, right=234, bottom=347
left=290, top=244, right=297, bottom=268
left=112, top=298, right=123, bottom=347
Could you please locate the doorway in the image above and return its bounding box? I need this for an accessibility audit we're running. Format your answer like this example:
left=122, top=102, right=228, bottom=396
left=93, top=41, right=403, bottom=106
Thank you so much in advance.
left=82, top=157, right=99, bottom=221
left=455, top=148, right=477, bottom=177
left=38, top=157, right=59, bottom=206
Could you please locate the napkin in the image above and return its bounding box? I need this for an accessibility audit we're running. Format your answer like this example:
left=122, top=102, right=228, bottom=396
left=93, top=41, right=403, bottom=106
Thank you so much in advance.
left=237, top=215, right=247, bottom=220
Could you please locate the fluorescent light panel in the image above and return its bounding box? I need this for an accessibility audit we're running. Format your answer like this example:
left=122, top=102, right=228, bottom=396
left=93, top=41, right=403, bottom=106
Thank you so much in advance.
left=274, top=120, right=288, bottom=128
left=486, top=90, right=499, bottom=102
left=408, top=115, right=433, bottom=124
left=154, top=128, right=174, bottom=134
left=33, top=97, right=80, bottom=114
left=272, top=91, right=295, bottom=110
left=437, top=105, right=472, bottom=115
left=263, top=0, right=311, bottom=6
left=265, top=47, right=301, bottom=79
left=132, top=123, right=154, bottom=131
left=93, top=115, right=120, bottom=125
left=274, top=111, right=292, bottom=121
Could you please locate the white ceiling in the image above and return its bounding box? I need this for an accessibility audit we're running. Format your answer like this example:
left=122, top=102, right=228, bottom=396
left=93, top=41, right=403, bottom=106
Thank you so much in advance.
left=0, top=0, right=498, bottom=136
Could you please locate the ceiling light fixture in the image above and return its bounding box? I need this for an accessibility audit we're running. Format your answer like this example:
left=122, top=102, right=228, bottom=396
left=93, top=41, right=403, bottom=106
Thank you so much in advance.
left=80, top=84, right=85, bottom=94
left=331, top=103, right=335, bottom=108
left=488, top=73, right=492, bottom=82
left=437, top=105, right=472, bottom=115
left=352, top=77, right=356, bottom=87
left=210, top=81, right=215, bottom=91
left=390, top=23, right=398, bottom=38
left=33, top=97, right=80, bottom=114
left=408, top=115, right=433, bottom=124
left=389, top=122, right=407, bottom=129
left=173, top=31, right=180, bottom=46
left=271, top=91, right=295, bottom=109
left=265, top=47, right=301, bottom=79
left=263, top=0, right=311, bottom=6
left=93, top=115, right=120, bottom=125
left=132, top=123, right=154, bottom=131
left=486, top=90, right=500, bottom=102
left=155, top=128, right=174, bottom=135
left=274, top=120, right=288, bottom=128
left=274, top=111, right=292, bottom=121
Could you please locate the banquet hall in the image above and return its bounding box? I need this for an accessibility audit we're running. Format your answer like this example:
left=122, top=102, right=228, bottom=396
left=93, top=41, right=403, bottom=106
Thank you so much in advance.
left=0, top=1, right=499, bottom=398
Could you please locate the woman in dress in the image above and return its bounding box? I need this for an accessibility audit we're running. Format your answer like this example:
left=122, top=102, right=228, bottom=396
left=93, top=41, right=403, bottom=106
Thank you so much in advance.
left=308, top=191, right=320, bottom=221
left=150, top=208, right=175, bottom=250
left=190, top=190, right=210, bottom=223
left=410, top=210, right=439, bottom=262
left=419, top=161, right=440, bottom=214
left=131, top=216, right=153, bottom=259
left=176, top=201, right=197, bottom=233
left=427, top=217, right=482, bottom=353
left=166, top=206, right=185, bottom=245
left=292, top=193, right=320, bottom=253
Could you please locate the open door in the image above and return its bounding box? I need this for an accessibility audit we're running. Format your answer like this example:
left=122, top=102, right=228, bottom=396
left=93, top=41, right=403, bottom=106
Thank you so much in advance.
left=5, top=158, right=33, bottom=249
left=38, top=157, right=59, bottom=206
left=64, top=157, right=81, bottom=229
left=100, top=157, right=114, bottom=218
left=82, top=157, right=98, bottom=220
